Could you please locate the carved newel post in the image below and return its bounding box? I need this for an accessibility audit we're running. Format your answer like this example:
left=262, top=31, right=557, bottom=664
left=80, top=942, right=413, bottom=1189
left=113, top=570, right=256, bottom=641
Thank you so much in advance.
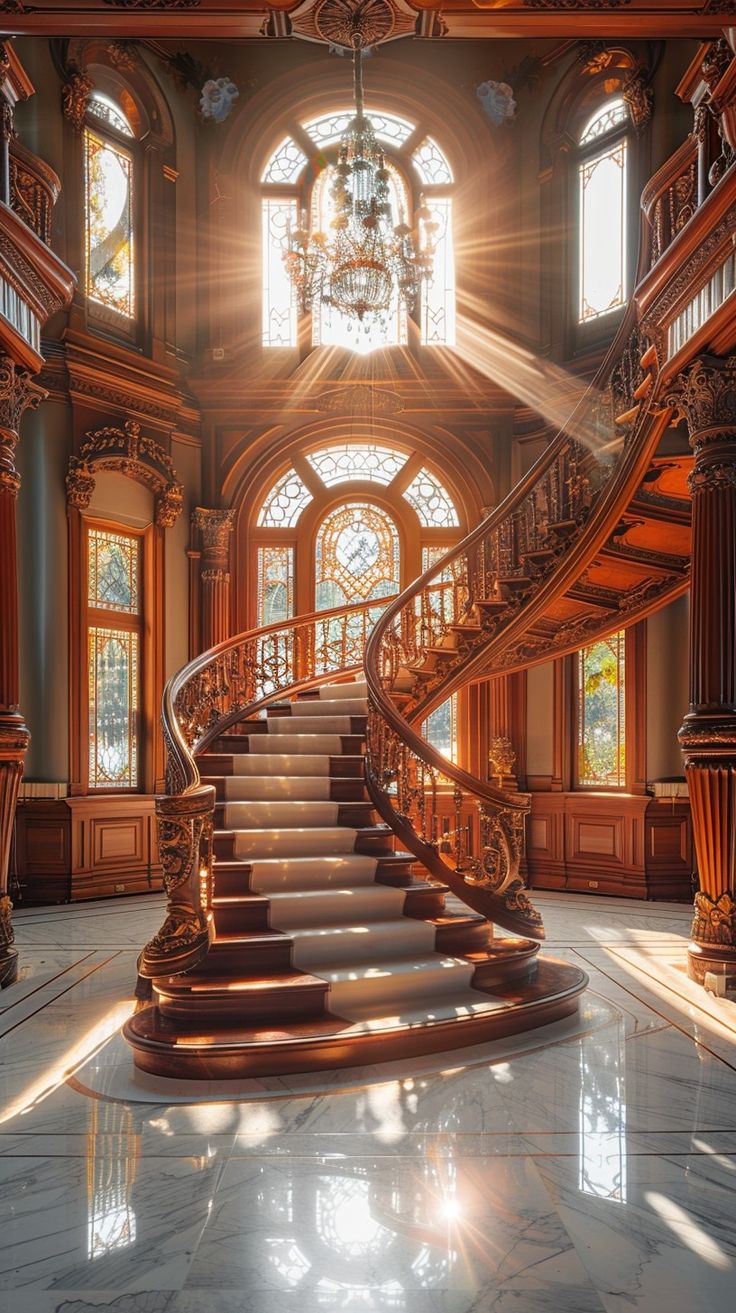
left=193, top=508, right=235, bottom=652
left=0, top=358, right=45, bottom=986
left=667, top=356, right=736, bottom=984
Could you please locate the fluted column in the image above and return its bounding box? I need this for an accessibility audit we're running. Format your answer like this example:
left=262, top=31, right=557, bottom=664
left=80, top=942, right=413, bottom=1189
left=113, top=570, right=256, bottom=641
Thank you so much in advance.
left=0, top=357, right=45, bottom=986
left=192, top=508, right=235, bottom=653
left=489, top=674, right=519, bottom=789
left=667, top=356, right=736, bottom=984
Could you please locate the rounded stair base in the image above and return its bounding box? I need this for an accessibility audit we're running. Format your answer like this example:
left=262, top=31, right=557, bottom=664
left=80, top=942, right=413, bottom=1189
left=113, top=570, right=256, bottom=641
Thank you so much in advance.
left=124, top=957, right=587, bottom=1080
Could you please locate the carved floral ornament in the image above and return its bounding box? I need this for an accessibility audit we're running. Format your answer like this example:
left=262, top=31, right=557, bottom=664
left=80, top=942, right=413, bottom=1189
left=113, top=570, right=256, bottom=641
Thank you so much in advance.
left=65, top=418, right=184, bottom=528
left=61, top=70, right=95, bottom=131
left=664, top=355, right=736, bottom=448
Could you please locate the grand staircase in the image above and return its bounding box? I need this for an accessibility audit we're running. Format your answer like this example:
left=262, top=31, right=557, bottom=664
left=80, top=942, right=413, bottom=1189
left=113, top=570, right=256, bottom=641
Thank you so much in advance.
left=126, top=108, right=736, bottom=1079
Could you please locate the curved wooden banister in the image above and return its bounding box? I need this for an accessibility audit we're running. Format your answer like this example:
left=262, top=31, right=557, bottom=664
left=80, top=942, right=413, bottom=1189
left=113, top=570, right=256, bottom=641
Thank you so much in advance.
left=137, top=595, right=400, bottom=982
left=362, top=213, right=666, bottom=942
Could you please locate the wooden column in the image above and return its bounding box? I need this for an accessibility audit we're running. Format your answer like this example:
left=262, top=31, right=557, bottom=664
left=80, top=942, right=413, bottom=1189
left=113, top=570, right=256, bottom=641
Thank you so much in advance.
left=0, top=358, right=45, bottom=986
left=668, top=356, right=736, bottom=984
left=192, top=508, right=235, bottom=653
left=489, top=673, right=524, bottom=788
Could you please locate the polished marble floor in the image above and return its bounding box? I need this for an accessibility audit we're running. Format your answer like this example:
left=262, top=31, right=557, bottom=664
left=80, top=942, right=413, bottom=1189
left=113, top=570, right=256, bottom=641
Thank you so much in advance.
left=1, top=890, right=735, bottom=1313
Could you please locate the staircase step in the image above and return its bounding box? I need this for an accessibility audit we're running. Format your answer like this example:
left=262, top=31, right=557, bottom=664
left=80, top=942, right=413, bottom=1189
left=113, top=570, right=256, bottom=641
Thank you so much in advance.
left=289, top=698, right=368, bottom=717
left=206, top=775, right=365, bottom=803
left=221, top=825, right=362, bottom=860
left=267, top=883, right=409, bottom=929
left=125, top=959, right=588, bottom=1078
left=290, top=916, right=439, bottom=971
left=265, top=714, right=367, bottom=735
left=322, top=953, right=476, bottom=1016
left=212, top=893, right=270, bottom=933
left=155, top=969, right=329, bottom=1022
left=211, top=733, right=364, bottom=754
left=215, top=799, right=375, bottom=829
left=433, top=913, right=494, bottom=954
left=469, top=940, right=540, bottom=990
left=213, top=853, right=380, bottom=896
left=205, top=931, right=294, bottom=972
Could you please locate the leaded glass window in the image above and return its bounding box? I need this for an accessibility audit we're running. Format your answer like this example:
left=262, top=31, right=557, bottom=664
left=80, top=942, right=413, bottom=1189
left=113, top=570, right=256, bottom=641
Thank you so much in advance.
left=261, top=136, right=308, bottom=184
left=311, top=162, right=409, bottom=353
left=580, top=98, right=627, bottom=145
left=577, top=630, right=626, bottom=788
left=86, top=525, right=142, bottom=791
left=87, top=92, right=134, bottom=138
left=421, top=198, right=455, bottom=346
left=302, top=109, right=415, bottom=149
left=88, top=627, right=139, bottom=789
left=262, top=197, right=298, bottom=347
left=423, top=697, right=458, bottom=763
left=258, top=469, right=313, bottom=528
left=88, top=528, right=139, bottom=613
left=84, top=127, right=135, bottom=318
left=577, top=100, right=629, bottom=324
left=306, top=444, right=408, bottom=487
left=315, top=502, right=400, bottom=609
left=257, top=545, right=294, bottom=627
left=404, top=468, right=459, bottom=527
left=412, top=137, right=453, bottom=186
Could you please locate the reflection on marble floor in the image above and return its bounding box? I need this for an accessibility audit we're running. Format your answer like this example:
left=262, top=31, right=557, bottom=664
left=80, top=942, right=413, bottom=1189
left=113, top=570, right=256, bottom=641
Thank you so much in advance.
left=0, top=892, right=735, bottom=1313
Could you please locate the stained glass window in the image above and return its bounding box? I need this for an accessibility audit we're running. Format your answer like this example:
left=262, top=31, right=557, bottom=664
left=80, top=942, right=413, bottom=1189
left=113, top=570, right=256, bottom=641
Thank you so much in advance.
left=88, top=528, right=139, bottom=613
left=84, top=127, right=135, bottom=318
left=88, top=627, right=139, bottom=789
left=315, top=502, right=400, bottom=609
left=412, top=137, right=453, bottom=186
left=87, top=92, right=134, bottom=138
left=404, top=468, right=459, bottom=527
left=261, top=136, right=308, bottom=184
left=577, top=630, right=626, bottom=788
left=307, top=444, right=408, bottom=487
left=421, top=198, right=455, bottom=346
left=580, top=98, right=627, bottom=145
left=257, top=545, right=294, bottom=627
left=86, top=525, right=142, bottom=791
left=258, top=469, right=313, bottom=527
left=303, top=109, right=415, bottom=149
left=262, top=197, right=298, bottom=347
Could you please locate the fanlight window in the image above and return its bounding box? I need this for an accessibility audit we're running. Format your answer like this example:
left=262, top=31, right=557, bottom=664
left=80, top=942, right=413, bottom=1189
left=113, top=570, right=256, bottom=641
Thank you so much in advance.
left=404, top=468, right=459, bottom=527
left=261, top=136, right=308, bottom=184
left=580, top=98, right=627, bottom=145
left=257, top=468, right=313, bottom=527
left=306, top=444, right=408, bottom=487
left=303, top=109, right=415, bottom=148
left=578, top=98, right=629, bottom=323
left=412, top=137, right=453, bottom=186
left=577, top=630, right=626, bottom=788
left=261, top=107, right=455, bottom=351
left=315, top=502, right=400, bottom=609
left=87, top=91, right=134, bottom=138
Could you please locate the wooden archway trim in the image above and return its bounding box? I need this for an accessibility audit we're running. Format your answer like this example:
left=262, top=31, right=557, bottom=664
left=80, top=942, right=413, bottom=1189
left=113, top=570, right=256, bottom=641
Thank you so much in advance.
left=65, top=418, right=184, bottom=528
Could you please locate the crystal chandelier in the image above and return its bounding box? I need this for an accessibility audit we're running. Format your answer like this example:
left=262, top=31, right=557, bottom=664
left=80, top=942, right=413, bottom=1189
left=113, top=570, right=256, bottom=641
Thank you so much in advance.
left=284, top=42, right=436, bottom=332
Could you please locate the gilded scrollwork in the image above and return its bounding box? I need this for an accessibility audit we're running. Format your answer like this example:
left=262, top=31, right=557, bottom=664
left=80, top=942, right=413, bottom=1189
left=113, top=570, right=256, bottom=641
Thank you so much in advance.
left=138, top=790, right=214, bottom=979
left=691, top=890, right=736, bottom=949
left=61, top=71, right=94, bottom=131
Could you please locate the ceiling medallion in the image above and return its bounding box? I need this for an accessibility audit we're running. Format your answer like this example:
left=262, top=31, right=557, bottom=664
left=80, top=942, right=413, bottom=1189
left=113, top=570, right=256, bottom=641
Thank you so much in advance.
left=314, top=0, right=396, bottom=48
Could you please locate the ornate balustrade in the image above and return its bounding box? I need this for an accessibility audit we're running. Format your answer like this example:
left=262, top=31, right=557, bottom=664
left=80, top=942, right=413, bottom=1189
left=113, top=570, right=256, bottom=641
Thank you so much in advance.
left=138, top=595, right=399, bottom=981
left=9, top=139, right=60, bottom=248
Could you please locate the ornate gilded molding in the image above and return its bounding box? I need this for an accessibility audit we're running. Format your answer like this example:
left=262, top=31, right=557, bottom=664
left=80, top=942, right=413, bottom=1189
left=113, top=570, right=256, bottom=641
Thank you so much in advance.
left=192, top=506, right=235, bottom=553
left=622, top=70, right=653, bottom=134
left=138, top=787, right=214, bottom=981
left=66, top=418, right=184, bottom=527
left=488, top=735, right=516, bottom=783
left=313, top=384, right=404, bottom=415
left=61, top=70, right=94, bottom=131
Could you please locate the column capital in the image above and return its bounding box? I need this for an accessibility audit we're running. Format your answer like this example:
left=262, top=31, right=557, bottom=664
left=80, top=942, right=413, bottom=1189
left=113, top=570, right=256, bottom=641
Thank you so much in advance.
left=0, top=355, right=46, bottom=498
left=664, top=354, right=736, bottom=448
left=192, top=507, right=235, bottom=555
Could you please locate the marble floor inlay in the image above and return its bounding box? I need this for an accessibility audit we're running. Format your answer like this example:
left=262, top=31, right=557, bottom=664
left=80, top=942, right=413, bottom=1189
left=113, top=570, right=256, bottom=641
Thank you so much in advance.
left=1, top=891, right=735, bottom=1313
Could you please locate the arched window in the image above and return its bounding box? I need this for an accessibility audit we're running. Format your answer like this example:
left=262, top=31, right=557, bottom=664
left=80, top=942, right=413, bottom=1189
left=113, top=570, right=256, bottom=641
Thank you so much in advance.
left=576, top=97, right=630, bottom=325
left=84, top=91, right=137, bottom=326
left=261, top=110, right=455, bottom=351
left=252, top=440, right=461, bottom=628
